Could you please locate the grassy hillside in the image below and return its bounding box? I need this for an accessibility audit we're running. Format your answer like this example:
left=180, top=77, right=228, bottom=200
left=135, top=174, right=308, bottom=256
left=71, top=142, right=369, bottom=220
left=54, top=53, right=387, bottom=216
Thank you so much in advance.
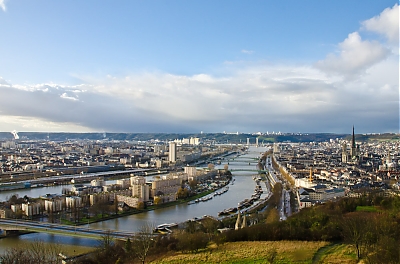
left=150, top=241, right=358, bottom=264
left=347, top=133, right=400, bottom=142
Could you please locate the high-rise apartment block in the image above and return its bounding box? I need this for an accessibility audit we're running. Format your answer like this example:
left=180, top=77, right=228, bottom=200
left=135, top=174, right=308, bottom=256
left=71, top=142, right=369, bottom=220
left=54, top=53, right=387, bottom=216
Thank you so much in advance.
left=169, top=142, right=177, bottom=162
left=130, top=176, right=149, bottom=201
left=184, top=166, right=197, bottom=177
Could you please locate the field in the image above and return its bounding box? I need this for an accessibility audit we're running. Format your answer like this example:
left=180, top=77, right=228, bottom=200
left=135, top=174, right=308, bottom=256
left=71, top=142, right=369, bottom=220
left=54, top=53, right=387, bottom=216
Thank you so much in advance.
left=150, top=241, right=334, bottom=264
left=312, top=243, right=358, bottom=264
left=355, top=206, right=378, bottom=212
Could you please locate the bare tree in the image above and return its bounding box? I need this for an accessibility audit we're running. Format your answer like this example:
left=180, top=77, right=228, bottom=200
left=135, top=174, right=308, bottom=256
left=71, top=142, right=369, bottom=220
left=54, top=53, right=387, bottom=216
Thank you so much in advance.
left=113, top=198, right=119, bottom=215
left=0, top=248, right=31, bottom=264
left=265, top=208, right=280, bottom=224
left=188, top=179, right=198, bottom=190
left=176, top=230, right=209, bottom=253
left=29, top=240, right=61, bottom=264
left=133, top=223, right=155, bottom=264
left=201, top=217, right=220, bottom=240
left=98, top=230, right=115, bottom=251
left=341, top=212, right=375, bottom=260
left=93, top=230, right=122, bottom=264
left=0, top=240, right=61, bottom=264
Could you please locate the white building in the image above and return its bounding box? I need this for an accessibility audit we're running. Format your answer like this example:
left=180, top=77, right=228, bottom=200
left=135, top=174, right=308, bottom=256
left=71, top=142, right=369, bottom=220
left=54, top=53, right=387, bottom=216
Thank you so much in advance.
left=169, top=142, right=177, bottom=163
left=184, top=166, right=197, bottom=177
left=65, top=196, right=82, bottom=209
left=104, top=147, right=113, bottom=154
left=91, top=177, right=105, bottom=187
left=151, top=176, right=181, bottom=203
left=90, top=192, right=111, bottom=206
left=131, top=176, right=150, bottom=201
left=45, top=199, right=64, bottom=212
left=130, top=175, right=146, bottom=186
left=295, top=177, right=315, bottom=188
left=1, top=141, right=16, bottom=149
left=154, top=145, right=167, bottom=154
left=132, top=184, right=150, bottom=201
left=273, top=143, right=280, bottom=153
left=21, top=202, right=41, bottom=217
left=189, top=137, right=200, bottom=145
left=116, top=179, right=130, bottom=189
left=11, top=204, right=22, bottom=213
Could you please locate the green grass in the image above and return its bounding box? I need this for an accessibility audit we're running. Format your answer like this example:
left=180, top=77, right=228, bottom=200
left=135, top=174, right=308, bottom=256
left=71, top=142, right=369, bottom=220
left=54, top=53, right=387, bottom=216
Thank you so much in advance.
left=356, top=206, right=378, bottom=212
left=151, top=241, right=329, bottom=264
left=313, top=243, right=358, bottom=264
left=150, top=241, right=361, bottom=264
left=258, top=137, right=275, bottom=143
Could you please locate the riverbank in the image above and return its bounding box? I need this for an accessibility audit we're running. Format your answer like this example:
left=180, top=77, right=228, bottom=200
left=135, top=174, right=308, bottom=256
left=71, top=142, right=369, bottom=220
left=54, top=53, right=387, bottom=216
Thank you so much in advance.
left=62, top=180, right=230, bottom=226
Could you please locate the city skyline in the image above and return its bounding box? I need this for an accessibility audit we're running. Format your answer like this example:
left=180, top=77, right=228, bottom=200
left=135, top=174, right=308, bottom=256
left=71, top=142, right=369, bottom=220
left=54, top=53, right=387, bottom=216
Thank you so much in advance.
left=0, top=1, right=398, bottom=134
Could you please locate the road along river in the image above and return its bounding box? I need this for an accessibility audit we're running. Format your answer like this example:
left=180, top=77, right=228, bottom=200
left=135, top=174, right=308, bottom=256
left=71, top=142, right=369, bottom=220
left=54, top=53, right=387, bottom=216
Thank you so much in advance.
left=0, top=146, right=269, bottom=255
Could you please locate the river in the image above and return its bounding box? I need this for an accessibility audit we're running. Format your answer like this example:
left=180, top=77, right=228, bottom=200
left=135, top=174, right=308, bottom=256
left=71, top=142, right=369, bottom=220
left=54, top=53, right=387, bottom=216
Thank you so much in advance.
left=0, top=146, right=268, bottom=256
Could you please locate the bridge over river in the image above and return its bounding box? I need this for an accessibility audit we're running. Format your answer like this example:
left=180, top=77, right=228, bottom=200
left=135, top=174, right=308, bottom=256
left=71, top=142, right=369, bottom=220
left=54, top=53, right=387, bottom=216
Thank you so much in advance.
left=0, top=219, right=135, bottom=240
left=229, top=169, right=268, bottom=173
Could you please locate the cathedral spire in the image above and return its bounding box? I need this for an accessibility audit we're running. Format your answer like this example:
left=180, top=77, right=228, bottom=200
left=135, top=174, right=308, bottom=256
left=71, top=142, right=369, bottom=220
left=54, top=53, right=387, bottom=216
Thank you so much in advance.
left=351, top=125, right=357, bottom=159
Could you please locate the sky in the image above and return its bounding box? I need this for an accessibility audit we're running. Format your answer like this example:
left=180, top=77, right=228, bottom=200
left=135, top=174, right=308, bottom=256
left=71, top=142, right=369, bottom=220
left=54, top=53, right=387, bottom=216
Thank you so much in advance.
left=0, top=1, right=399, bottom=134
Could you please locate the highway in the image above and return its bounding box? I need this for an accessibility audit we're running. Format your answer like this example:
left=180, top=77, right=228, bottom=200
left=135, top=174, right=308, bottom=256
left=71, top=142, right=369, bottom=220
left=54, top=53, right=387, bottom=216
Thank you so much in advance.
left=27, top=168, right=156, bottom=184
left=264, top=156, right=292, bottom=221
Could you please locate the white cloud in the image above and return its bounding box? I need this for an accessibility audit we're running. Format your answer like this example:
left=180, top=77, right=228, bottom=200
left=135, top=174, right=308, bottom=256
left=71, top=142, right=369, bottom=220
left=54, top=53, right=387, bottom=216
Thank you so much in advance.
left=0, top=115, right=94, bottom=132
left=60, top=93, right=79, bottom=101
left=316, top=32, right=389, bottom=77
left=0, top=4, right=397, bottom=133
left=362, top=4, right=399, bottom=45
left=316, top=4, right=399, bottom=78
left=0, top=0, right=5, bottom=12
left=241, top=49, right=254, bottom=54
left=1, top=53, right=397, bottom=133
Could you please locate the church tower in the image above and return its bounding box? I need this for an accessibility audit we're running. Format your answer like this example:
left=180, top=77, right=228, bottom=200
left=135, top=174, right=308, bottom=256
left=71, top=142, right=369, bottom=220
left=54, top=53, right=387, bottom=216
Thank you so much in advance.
left=350, top=126, right=357, bottom=159
left=341, top=142, right=348, bottom=163
left=386, top=149, right=392, bottom=165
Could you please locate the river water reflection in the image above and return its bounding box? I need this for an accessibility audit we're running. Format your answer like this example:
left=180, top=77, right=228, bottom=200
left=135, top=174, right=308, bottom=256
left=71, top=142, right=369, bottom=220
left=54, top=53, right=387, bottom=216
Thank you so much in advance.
left=90, top=172, right=259, bottom=232
left=0, top=146, right=268, bottom=254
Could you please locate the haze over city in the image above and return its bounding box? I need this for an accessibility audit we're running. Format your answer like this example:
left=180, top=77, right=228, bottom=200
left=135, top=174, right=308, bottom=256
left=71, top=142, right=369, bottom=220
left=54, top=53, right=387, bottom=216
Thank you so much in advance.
left=0, top=1, right=398, bottom=134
